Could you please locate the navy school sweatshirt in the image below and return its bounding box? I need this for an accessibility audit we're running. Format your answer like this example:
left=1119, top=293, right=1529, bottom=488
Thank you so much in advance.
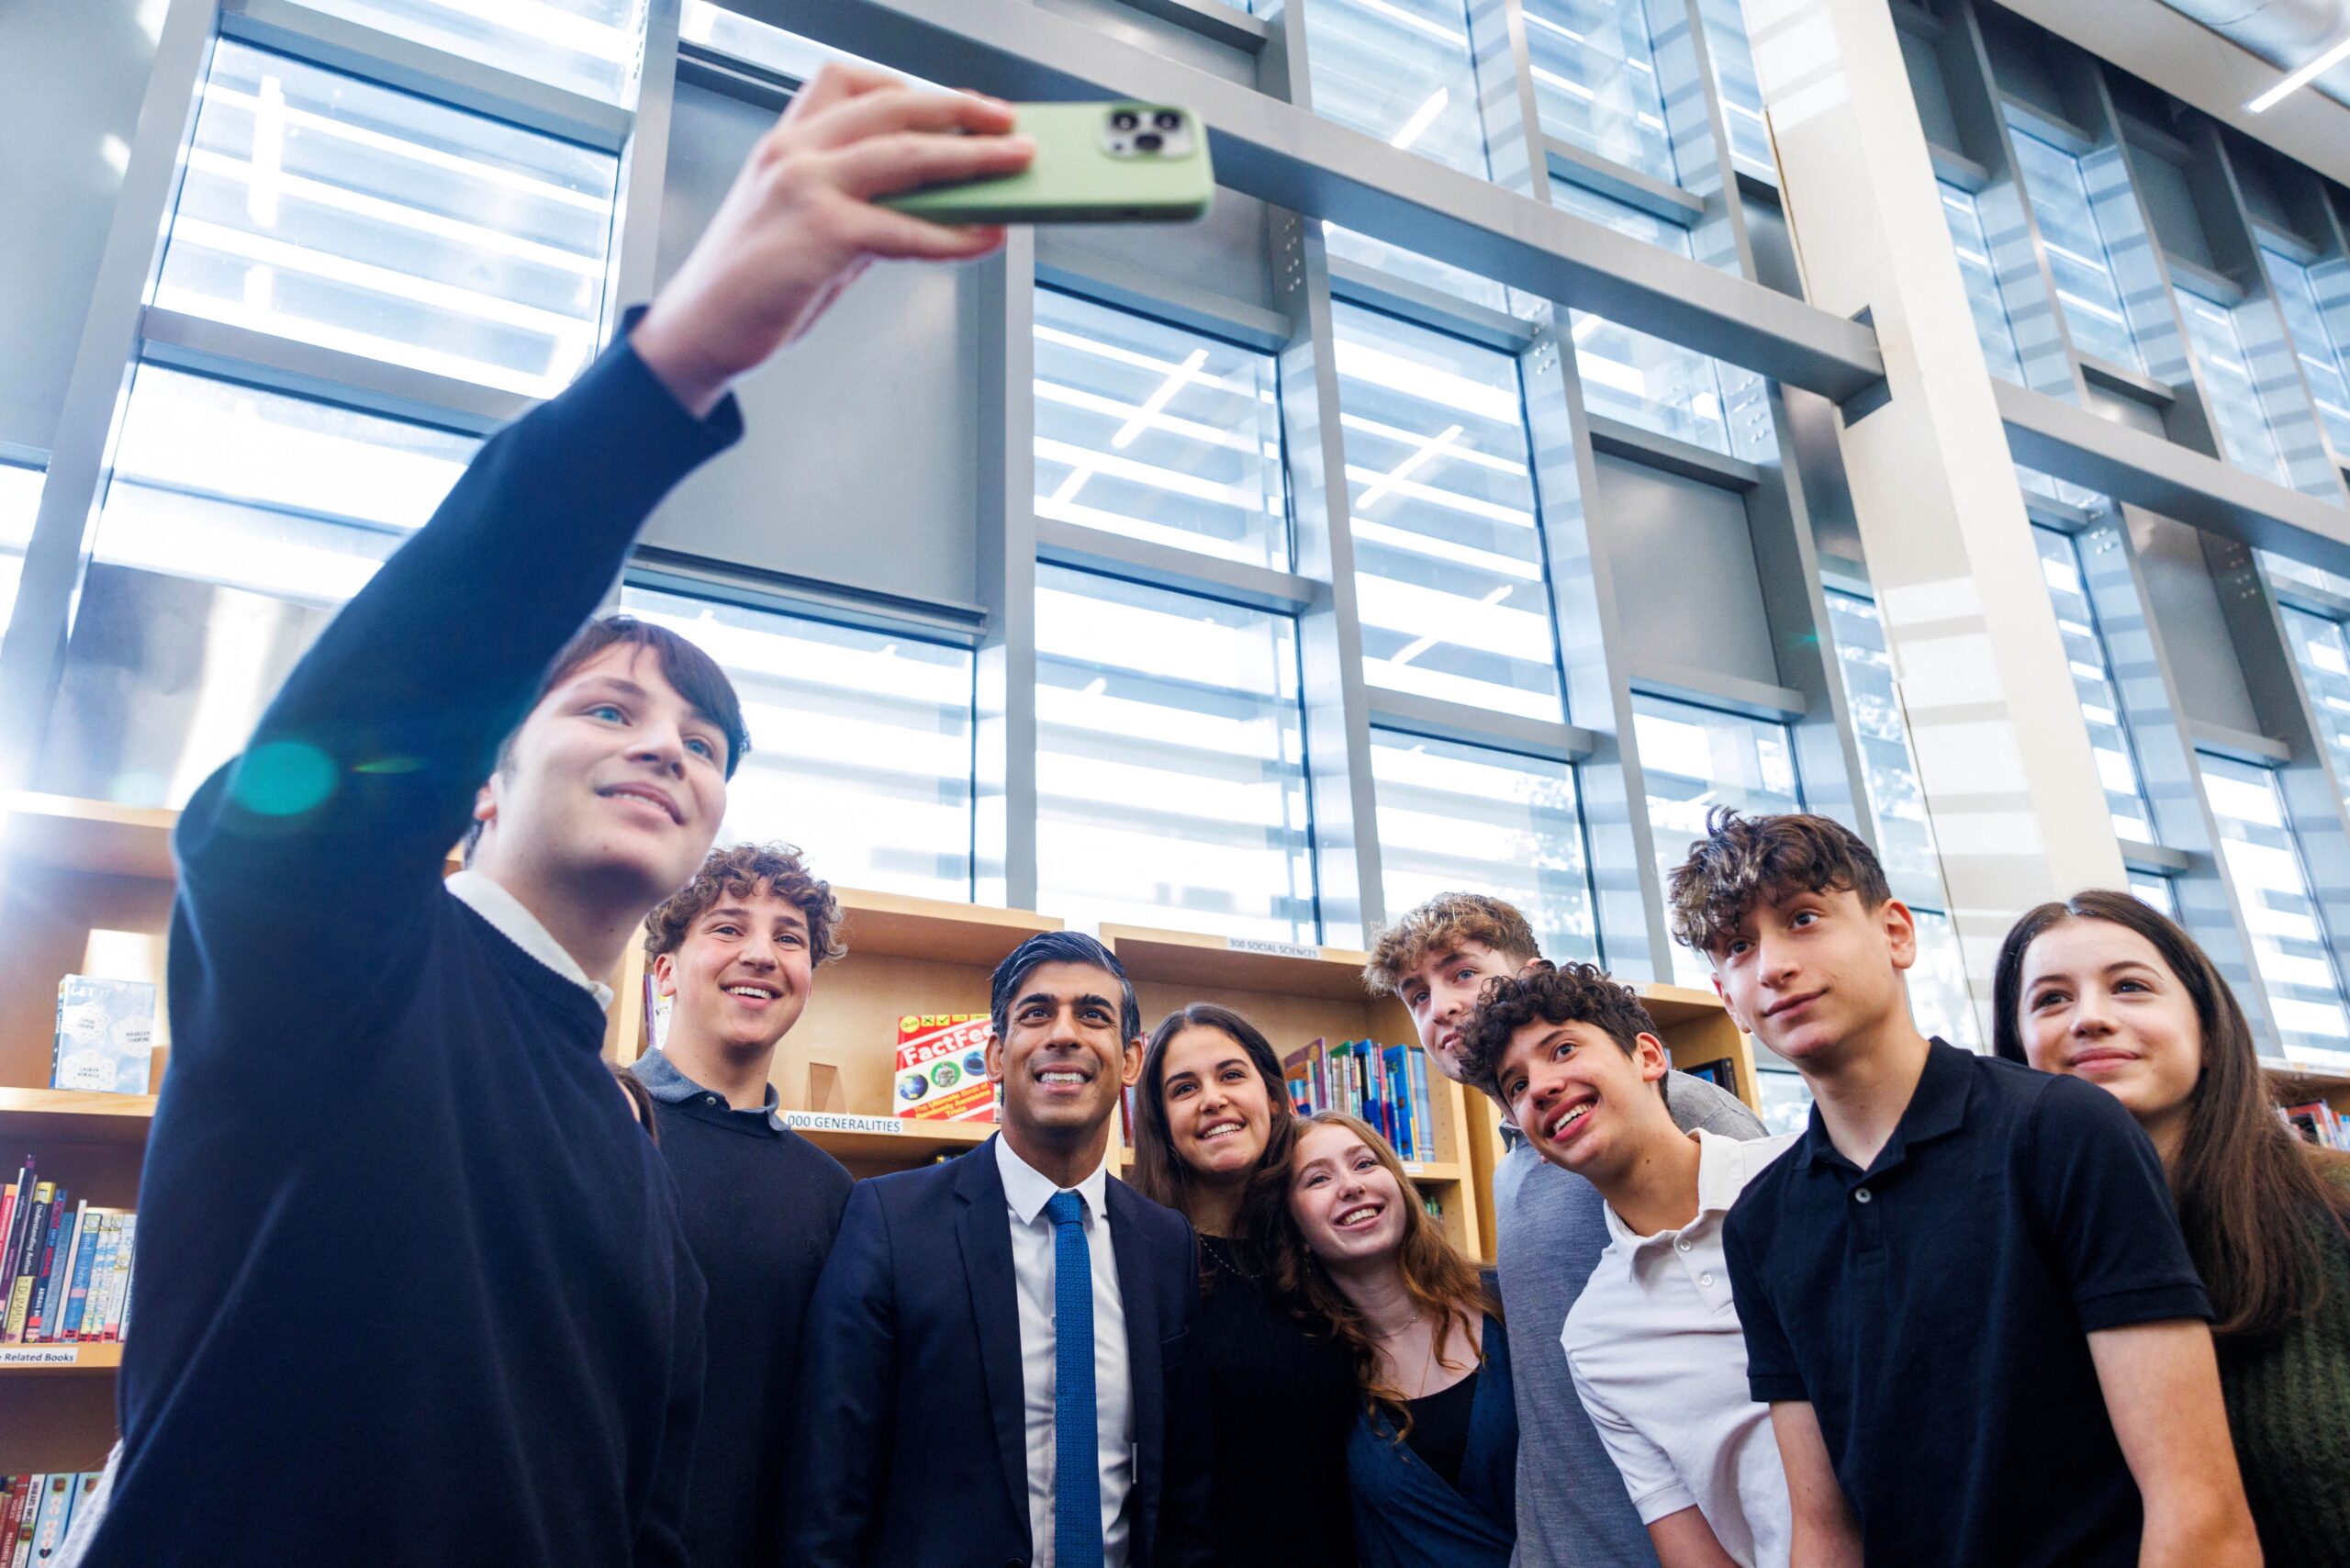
left=85, top=326, right=741, bottom=1568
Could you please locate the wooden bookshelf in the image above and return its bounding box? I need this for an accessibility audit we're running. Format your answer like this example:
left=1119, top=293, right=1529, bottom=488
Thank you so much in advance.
left=1101, top=924, right=1489, bottom=1260
left=0, top=1343, right=122, bottom=1374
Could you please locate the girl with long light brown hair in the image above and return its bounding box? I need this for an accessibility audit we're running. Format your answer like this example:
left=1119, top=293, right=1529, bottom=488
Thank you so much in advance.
left=1994, top=890, right=2350, bottom=1562
left=1264, top=1111, right=1516, bottom=1568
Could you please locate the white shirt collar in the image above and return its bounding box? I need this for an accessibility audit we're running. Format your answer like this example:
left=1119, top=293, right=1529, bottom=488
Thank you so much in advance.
left=445, top=869, right=617, bottom=1011
left=1602, top=1127, right=1763, bottom=1248
left=994, top=1132, right=1111, bottom=1228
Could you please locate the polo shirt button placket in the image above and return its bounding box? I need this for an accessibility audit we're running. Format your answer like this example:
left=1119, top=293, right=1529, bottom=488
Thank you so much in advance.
left=1853, top=1187, right=1872, bottom=1204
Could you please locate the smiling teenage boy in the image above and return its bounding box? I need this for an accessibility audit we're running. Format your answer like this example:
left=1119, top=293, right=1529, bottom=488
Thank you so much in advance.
left=630, top=845, right=856, bottom=1568
left=789, top=931, right=1213, bottom=1568
left=1365, top=893, right=1762, bottom=1568
left=85, top=68, right=1037, bottom=1568
left=1460, top=961, right=1796, bottom=1568
left=1683, top=810, right=2259, bottom=1568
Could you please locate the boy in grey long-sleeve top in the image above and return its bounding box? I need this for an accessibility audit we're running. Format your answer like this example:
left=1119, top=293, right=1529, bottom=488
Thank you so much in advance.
left=1366, top=894, right=1762, bottom=1568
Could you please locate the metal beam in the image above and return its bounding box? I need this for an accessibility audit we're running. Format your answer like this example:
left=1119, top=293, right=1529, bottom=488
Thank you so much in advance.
left=1364, top=689, right=1600, bottom=764
left=1033, top=519, right=1315, bottom=613
left=140, top=308, right=534, bottom=434
left=737, top=0, right=1887, bottom=401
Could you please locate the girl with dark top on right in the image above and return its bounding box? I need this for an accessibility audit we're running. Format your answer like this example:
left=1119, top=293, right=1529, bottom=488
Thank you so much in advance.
left=1995, top=890, right=2350, bottom=1565
left=1129, top=1004, right=1358, bottom=1568
left=1270, top=1111, right=1516, bottom=1568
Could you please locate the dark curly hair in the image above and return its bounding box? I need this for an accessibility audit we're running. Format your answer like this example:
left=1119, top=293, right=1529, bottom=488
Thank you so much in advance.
left=643, top=843, right=846, bottom=966
left=1456, top=959, right=1662, bottom=1104
left=1665, top=807, right=1892, bottom=959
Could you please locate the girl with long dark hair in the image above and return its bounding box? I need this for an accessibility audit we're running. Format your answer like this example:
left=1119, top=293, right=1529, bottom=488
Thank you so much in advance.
left=1269, top=1112, right=1516, bottom=1568
left=1130, top=1004, right=1356, bottom=1568
left=1994, top=890, right=2350, bottom=1562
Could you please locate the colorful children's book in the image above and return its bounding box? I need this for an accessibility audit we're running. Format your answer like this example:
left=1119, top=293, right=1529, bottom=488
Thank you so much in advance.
left=892, top=1014, right=998, bottom=1123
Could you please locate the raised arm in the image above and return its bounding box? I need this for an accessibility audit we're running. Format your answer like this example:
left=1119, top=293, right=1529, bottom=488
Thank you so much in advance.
left=2088, top=1321, right=2261, bottom=1568
left=1768, top=1402, right=1862, bottom=1568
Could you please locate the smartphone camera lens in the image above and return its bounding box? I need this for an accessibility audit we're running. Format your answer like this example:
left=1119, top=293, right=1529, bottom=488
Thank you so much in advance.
left=1153, top=110, right=1182, bottom=130
left=1111, top=109, right=1140, bottom=131
left=1136, top=131, right=1164, bottom=152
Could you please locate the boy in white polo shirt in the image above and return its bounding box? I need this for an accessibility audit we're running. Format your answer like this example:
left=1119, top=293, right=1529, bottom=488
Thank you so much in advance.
left=1460, top=959, right=1796, bottom=1568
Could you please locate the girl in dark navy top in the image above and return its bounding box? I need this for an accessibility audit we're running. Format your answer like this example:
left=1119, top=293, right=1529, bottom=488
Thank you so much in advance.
left=1273, top=1112, right=1516, bottom=1568
left=1130, top=1005, right=1357, bottom=1568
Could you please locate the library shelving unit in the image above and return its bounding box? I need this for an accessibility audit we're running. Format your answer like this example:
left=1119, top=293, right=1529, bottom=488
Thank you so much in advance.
left=1099, top=924, right=1487, bottom=1260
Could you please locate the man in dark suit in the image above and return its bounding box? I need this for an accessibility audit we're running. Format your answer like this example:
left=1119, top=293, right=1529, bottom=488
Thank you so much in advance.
left=788, top=931, right=1213, bottom=1568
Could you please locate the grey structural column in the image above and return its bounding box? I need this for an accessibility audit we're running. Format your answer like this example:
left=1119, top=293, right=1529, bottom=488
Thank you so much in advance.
left=0, top=0, right=221, bottom=790
left=606, top=0, right=680, bottom=337
left=1743, top=0, right=2130, bottom=1011
left=971, top=228, right=1040, bottom=911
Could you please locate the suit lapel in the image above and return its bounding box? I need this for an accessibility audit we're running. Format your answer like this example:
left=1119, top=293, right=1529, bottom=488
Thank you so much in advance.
left=955, top=1138, right=1033, bottom=1546
left=1107, top=1177, right=1164, bottom=1536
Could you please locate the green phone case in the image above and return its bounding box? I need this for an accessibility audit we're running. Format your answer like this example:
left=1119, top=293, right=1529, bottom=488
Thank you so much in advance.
left=881, top=102, right=1214, bottom=225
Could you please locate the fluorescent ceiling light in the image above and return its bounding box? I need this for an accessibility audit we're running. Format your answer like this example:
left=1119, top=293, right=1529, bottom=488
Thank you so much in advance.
left=1391, top=89, right=1450, bottom=151
left=2246, top=31, right=2350, bottom=113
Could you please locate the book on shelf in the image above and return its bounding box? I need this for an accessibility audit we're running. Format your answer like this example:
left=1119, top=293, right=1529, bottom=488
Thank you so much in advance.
left=893, top=1014, right=998, bottom=1124
left=0, top=1173, right=135, bottom=1346
left=2279, top=1099, right=2350, bottom=1152
left=1282, top=1038, right=1439, bottom=1164
left=1680, top=1058, right=1739, bottom=1096
left=2, top=1471, right=105, bottom=1567
left=51, top=975, right=157, bottom=1095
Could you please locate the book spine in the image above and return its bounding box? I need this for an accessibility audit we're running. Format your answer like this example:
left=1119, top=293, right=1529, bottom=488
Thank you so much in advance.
left=48, top=1203, right=88, bottom=1343
left=106, top=1216, right=137, bottom=1340
left=25, top=1198, right=71, bottom=1343
left=8, top=1474, right=38, bottom=1568
left=1409, top=1047, right=1432, bottom=1166
left=59, top=1207, right=97, bottom=1342
left=83, top=1217, right=118, bottom=1342
left=0, top=1478, right=22, bottom=1563
left=0, top=1188, right=15, bottom=1276
left=26, top=1473, right=70, bottom=1566
left=0, top=1164, right=32, bottom=1333
left=3, top=1184, right=52, bottom=1343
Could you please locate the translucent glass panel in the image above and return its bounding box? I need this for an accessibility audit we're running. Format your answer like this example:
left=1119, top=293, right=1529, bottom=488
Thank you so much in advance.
left=1322, top=223, right=1514, bottom=317
left=2200, top=752, right=2350, bottom=1069
left=2176, top=288, right=2291, bottom=486
left=291, top=0, right=647, bottom=105
left=1034, top=566, right=1315, bottom=941
left=2283, top=607, right=2350, bottom=819
left=677, top=2, right=939, bottom=91
left=1521, top=0, right=1677, bottom=185
left=1032, top=289, right=1289, bottom=569
left=93, top=364, right=477, bottom=607
left=2008, top=129, right=2142, bottom=371
left=2031, top=526, right=2156, bottom=841
left=1304, top=0, right=1491, bottom=179
left=1940, top=182, right=2028, bottom=385
left=0, top=463, right=41, bottom=639
left=158, top=41, right=619, bottom=399
left=1752, top=1067, right=1814, bottom=1137
left=1331, top=302, right=1564, bottom=721
left=619, top=587, right=977, bottom=902
left=1696, top=0, right=1776, bottom=185
left=1369, top=730, right=1600, bottom=961
left=1634, top=694, right=1803, bottom=985
left=2132, top=874, right=2178, bottom=920
left=2260, top=245, right=2350, bottom=458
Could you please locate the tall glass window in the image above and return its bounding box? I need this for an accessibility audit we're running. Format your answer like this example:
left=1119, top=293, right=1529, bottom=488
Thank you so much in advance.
left=1695, top=0, right=1776, bottom=184
left=1032, top=289, right=1289, bottom=569
left=1370, top=730, right=1600, bottom=960
left=1825, top=589, right=1983, bottom=1048
left=2132, top=874, right=2179, bottom=920
left=2007, top=128, right=2143, bottom=371
left=1331, top=302, right=1564, bottom=721
left=1322, top=223, right=1515, bottom=316
left=620, top=588, right=978, bottom=903
left=1940, top=181, right=2028, bottom=385
left=157, top=41, right=619, bottom=399
left=93, top=364, right=478, bottom=608
left=2176, top=286, right=2291, bottom=486
left=2200, top=752, right=2350, bottom=1069
left=2031, top=526, right=2158, bottom=841
left=1304, top=0, right=1491, bottom=179
left=2282, top=606, right=2350, bottom=821
left=0, top=461, right=42, bottom=638
left=2262, top=245, right=2350, bottom=458
left=1634, top=694, right=1804, bottom=986
left=1521, top=0, right=1677, bottom=184
left=1034, top=566, right=1315, bottom=941
left=290, top=0, right=648, bottom=105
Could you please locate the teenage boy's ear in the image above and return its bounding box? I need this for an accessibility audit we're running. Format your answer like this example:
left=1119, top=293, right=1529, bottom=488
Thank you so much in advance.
left=1634, top=1031, right=1671, bottom=1083
left=651, top=952, right=678, bottom=1001
left=1880, top=897, right=1920, bottom=972
left=471, top=777, right=500, bottom=834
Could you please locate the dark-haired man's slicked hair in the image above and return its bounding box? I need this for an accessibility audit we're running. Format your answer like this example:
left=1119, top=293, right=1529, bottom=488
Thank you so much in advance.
left=1666, top=807, right=1892, bottom=958
left=989, top=930, right=1143, bottom=1047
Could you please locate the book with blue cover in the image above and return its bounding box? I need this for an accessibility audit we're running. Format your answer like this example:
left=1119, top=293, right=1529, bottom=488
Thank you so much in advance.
left=51, top=976, right=157, bottom=1095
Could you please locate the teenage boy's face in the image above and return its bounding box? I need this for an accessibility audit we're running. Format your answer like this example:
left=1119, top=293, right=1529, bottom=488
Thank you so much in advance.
left=474, top=645, right=727, bottom=905
left=1708, top=885, right=1916, bottom=1068
left=653, top=885, right=812, bottom=1057
left=1397, top=940, right=1529, bottom=1084
left=1495, top=1019, right=1671, bottom=1179
left=988, top=961, right=1143, bottom=1145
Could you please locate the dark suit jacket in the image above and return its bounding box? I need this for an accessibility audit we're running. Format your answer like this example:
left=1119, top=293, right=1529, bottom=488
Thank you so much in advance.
left=785, top=1136, right=1214, bottom=1568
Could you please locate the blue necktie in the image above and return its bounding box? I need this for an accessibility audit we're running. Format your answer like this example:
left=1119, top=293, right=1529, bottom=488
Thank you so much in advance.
left=1045, top=1190, right=1102, bottom=1568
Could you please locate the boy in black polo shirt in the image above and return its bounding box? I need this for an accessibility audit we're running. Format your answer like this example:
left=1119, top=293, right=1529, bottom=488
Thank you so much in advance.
left=630, top=844, right=856, bottom=1568
left=1673, top=810, right=2258, bottom=1568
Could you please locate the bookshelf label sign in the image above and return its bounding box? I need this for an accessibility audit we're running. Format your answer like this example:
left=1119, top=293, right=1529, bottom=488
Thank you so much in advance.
left=1225, top=936, right=1321, bottom=961
left=0, top=1347, right=79, bottom=1365
left=784, top=1112, right=917, bottom=1137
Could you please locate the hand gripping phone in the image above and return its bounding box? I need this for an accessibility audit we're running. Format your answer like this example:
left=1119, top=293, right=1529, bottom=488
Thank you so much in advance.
left=882, top=102, right=1214, bottom=225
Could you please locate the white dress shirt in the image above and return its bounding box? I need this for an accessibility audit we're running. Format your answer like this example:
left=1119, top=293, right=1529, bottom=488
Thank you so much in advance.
left=995, top=1135, right=1135, bottom=1568
left=1561, top=1129, right=1800, bottom=1568
left=445, top=869, right=615, bottom=1009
